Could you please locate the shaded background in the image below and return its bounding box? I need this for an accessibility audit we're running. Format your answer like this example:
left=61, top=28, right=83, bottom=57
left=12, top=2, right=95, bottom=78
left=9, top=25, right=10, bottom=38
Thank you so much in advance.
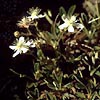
left=0, top=0, right=84, bottom=99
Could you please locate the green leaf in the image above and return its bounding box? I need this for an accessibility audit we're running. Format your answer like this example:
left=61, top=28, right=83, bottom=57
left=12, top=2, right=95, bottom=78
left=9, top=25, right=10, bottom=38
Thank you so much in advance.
left=91, top=91, right=98, bottom=100
left=76, top=92, right=86, bottom=98
left=85, top=1, right=97, bottom=16
left=34, top=63, right=39, bottom=72
left=37, top=49, right=44, bottom=59
left=46, top=92, right=57, bottom=100
left=75, top=83, right=85, bottom=89
left=34, top=70, right=43, bottom=80
left=73, top=75, right=89, bottom=93
left=57, top=72, right=63, bottom=84
left=59, top=6, right=66, bottom=16
left=47, top=83, right=56, bottom=90
left=63, top=93, right=75, bottom=100
left=90, top=65, right=100, bottom=76
left=94, top=46, right=100, bottom=50
left=67, top=5, right=76, bottom=17
left=81, top=13, right=88, bottom=22
left=95, top=71, right=100, bottom=76
left=64, top=83, right=73, bottom=89
left=34, top=88, right=40, bottom=98
left=27, top=82, right=36, bottom=88
left=74, top=55, right=82, bottom=61
left=97, top=2, right=100, bottom=16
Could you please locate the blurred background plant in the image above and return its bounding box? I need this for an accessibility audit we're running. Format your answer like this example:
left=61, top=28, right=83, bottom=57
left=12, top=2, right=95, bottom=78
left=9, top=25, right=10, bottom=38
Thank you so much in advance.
left=0, top=0, right=100, bottom=100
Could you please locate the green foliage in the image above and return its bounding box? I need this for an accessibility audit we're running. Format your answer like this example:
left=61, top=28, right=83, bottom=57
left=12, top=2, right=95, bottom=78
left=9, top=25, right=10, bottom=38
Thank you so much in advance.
left=67, top=5, right=76, bottom=17
left=9, top=1, right=100, bottom=100
left=59, top=6, right=67, bottom=16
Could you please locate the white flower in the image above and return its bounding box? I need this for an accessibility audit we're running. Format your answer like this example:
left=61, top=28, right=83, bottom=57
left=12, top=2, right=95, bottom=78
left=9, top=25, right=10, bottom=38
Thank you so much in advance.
left=17, top=17, right=31, bottom=28
left=59, top=14, right=84, bottom=32
left=27, top=7, right=45, bottom=20
left=9, top=36, right=35, bottom=57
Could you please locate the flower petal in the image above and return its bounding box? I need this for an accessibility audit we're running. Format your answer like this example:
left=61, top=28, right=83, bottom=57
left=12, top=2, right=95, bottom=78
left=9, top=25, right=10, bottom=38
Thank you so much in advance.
left=68, top=25, right=74, bottom=32
left=21, top=47, right=28, bottom=53
left=37, top=14, right=45, bottom=18
left=19, top=36, right=25, bottom=43
left=76, top=23, right=84, bottom=29
left=9, top=46, right=16, bottom=50
left=59, top=23, right=68, bottom=30
left=30, top=44, right=35, bottom=47
left=13, top=50, right=20, bottom=57
left=25, top=40, right=33, bottom=46
left=70, top=16, right=76, bottom=22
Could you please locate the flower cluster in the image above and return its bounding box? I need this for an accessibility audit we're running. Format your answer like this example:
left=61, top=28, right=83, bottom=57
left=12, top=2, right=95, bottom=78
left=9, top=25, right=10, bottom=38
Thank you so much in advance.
left=17, top=7, right=45, bottom=28
left=10, top=7, right=84, bottom=57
